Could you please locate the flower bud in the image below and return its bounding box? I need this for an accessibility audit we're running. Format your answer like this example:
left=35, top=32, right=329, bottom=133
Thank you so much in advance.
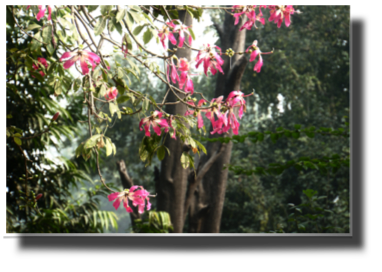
left=35, top=193, right=43, bottom=201
left=52, top=112, right=60, bottom=121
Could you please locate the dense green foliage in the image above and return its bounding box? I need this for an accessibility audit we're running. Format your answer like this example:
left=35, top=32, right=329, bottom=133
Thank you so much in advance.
left=6, top=6, right=118, bottom=233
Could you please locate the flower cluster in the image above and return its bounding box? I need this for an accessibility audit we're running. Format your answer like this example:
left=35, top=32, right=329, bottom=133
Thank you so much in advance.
left=246, top=40, right=273, bottom=73
left=32, top=57, right=48, bottom=77
left=184, top=91, right=249, bottom=135
left=195, top=44, right=224, bottom=76
left=139, top=111, right=170, bottom=137
left=268, top=5, right=295, bottom=28
left=108, top=186, right=153, bottom=214
left=60, top=50, right=101, bottom=75
left=166, top=57, right=195, bottom=94
left=158, top=20, right=193, bottom=49
left=232, top=5, right=295, bottom=30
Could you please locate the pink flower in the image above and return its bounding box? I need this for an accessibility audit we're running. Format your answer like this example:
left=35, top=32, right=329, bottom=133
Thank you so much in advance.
left=205, top=96, right=225, bottom=131
left=27, top=5, right=52, bottom=21
left=226, top=91, right=248, bottom=119
left=178, top=58, right=194, bottom=94
left=195, top=44, right=224, bottom=76
left=32, top=57, right=48, bottom=77
left=104, top=87, right=118, bottom=101
left=239, top=9, right=265, bottom=31
left=268, top=5, right=295, bottom=28
left=173, top=22, right=193, bottom=48
left=60, top=50, right=101, bottom=75
left=139, top=111, right=170, bottom=137
left=246, top=40, right=264, bottom=73
left=167, top=58, right=180, bottom=84
left=108, top=186, right=154, bottom=214
left=158, top=21, right=177, bottom=49
left=184, top=99, right=207, bottom=129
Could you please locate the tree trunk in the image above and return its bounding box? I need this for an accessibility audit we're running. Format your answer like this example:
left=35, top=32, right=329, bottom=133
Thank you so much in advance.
left=156, top=10, right=193, bottom=233
left=187, top=10, right=248, bottom=233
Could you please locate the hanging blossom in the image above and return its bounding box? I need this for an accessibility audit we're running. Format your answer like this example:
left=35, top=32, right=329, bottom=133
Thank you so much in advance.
left=232, top=5, right=256, bottom=25
left=195, top=44, right=224, bottom=76
left=104, top=87, right=118, bottom=101
left=246, top=40, right=272, bottom=73
left=184, top=99, right=207, bottom=129
left=108, top=186, right=154, bottom=214
left=205, top=96, right=226, bottom=132
left=32, top=57, right=48, bottom=77
left=240, top=9, right=265, bottom=31
left=178, top=58, right=194, bottom=94
left=158, top=21, right=177, bottom=49
left=268, top=5, right=295, bottom=28
left=60, top=50, right=101, bottom=75
left=166, top=57, right=180, bottom=84
left=139, top=111, right=170, bottom=137
left=27, top=5, right=52, bottom=21
left=172, top=21, right=193, bottom=48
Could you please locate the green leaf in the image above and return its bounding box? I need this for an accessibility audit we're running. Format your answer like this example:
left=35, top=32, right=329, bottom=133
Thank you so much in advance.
left=30, top=32, right=42, bottom=52
left=99, top=84, right=107, bottom=97
left=30, top=70, right=44, bottom=82
left=292, top=132, right=300, bottom=139
left=142, top=99, right=150, bottom=111
left=303, top=189, right=318, bottom=199
left=117, top=67, right=124, bottom=79
left=42, top=25, right=52, bottom=44
left=133, top=25, right=145, bottom=36
left=116, top=7, right=126, bottom=22
left=188, top=27, right=196, bottom=41
left=105, top=138, right=113, bottom=156
left=194, top=139, right=207, bottom=154
left=109, top=102, right=118, bottom=117
left=46, top=43, right=55, bottom=55
left=157, top=145, right=166, bottom=161
left=116, top=95, right=130, bottom=104
left=73, top=78, right=82, bottom=92
left=84, top=134, right=102, bottom=149
left=294, top=124, right=301, bottom=129
left=100, top=5, right=113, bottom=16
left=94, top=17, right=107, bottom=36
left=26, top=23, right=42, bottom=31
left=14, top=137, right=22, bottom=146
left=87, top=6, right=99, bottom=13
left=143, top=28, right=153, bottom=44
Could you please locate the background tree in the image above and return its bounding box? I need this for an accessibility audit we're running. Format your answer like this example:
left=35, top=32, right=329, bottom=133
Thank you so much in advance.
left=219, top=5, right=350, bottom=233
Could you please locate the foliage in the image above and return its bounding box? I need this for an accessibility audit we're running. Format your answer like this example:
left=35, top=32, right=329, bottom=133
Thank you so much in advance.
left=132, top=210, right=173, bottom=233
left=6, top=6, right=118, bottom=233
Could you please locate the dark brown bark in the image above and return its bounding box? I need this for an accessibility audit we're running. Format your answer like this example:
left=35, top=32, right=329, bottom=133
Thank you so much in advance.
left=116, top=160, right=140, bottom=226
left=187, top=11, right=248, bottom=233
left=156, top=10, right=193, bottom=233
